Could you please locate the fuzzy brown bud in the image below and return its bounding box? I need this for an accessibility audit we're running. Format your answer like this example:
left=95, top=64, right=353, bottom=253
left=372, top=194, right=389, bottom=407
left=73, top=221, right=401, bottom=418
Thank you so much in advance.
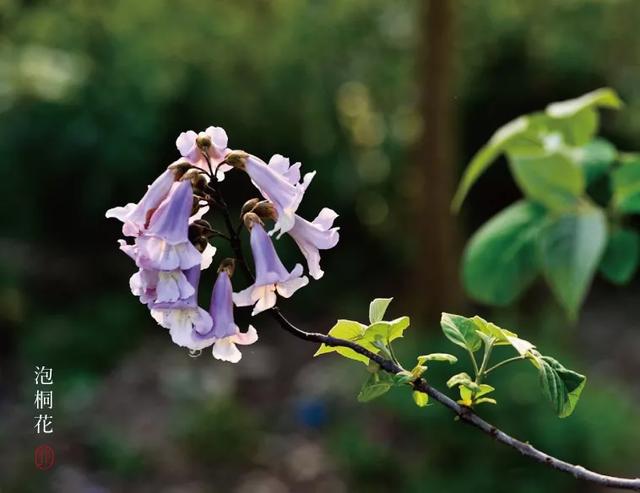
left=243, top=211, right=263, bottom=230
left=252, top=200, right=278, bottom=221
left=217, top=258, right=236, bottom=277
left=196, top=132, right=212, bottom=150
left=193, top=236, right=209, bottom=253
left=240, top=198, right=260, bottom=218
left=168, top=159, right=192, bottom=180
left=225, top=150, right=249, bottom=170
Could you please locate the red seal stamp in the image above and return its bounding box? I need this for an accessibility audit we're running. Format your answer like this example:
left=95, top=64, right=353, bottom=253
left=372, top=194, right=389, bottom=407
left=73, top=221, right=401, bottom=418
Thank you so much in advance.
left=34, top=444, right=55, bottom=471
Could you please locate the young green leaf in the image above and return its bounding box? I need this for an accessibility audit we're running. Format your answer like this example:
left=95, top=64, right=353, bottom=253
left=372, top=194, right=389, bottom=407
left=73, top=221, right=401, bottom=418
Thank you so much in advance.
left=612, top=161, right=640, bottom=214
left=475, top=397, right=498, bottom=405
left=573, top=138, right=617, bottom=184
left=537, top=205, right=607, bottom=319
left=545, top=87, right=622, bottom=119
left=417, top=353, right=458, bottom=365
left=458, top=386, right=474, bottom=406
left=476, top=384, right=496, bottom=398
left=451, top=115, right=535, bottom=211
left=509, top=153, right=584, bottom=211
left=412, top=390, right=429, bottom=407
left=599, top=227, right=640, bottom=285
left=537, top=356, right=587, bottom=418
left=357, top=373, right=392, bottom=402
left=447, top=372, right=473, bottom=389
left=440, top=313, right=482, bottom=352
left=314, top=320, right=377, bottom=365
left=462, top=201, right=546, bottom=306
left=365, top=316, right=411, bottom=344
left=369, top=297, right=393, bottom=324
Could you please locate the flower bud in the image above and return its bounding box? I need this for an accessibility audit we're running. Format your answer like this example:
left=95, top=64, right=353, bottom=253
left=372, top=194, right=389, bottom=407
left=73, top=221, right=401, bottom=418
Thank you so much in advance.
left=217, top=258, right=236, bottom=277
left=193, top=235, right=209, bottom=253
left=225, top=150, right=249, bottom=170
left=240, top=198, right=260, bottom=218
left=243, top=211, right=263, bottom=230
left=253, top=200, right=278, bottom=221
left=196, top=132, right=212, bottom=150
left=183, top=168, right=208, bottom=191
left=168, top=159, right=192, bottom=180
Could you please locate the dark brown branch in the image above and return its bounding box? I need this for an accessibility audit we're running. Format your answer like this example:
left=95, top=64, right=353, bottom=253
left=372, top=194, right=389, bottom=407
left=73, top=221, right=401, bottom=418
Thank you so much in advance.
left=267, top=309, right=640, bottom=491
left=206, top=151, right=640, bottom=491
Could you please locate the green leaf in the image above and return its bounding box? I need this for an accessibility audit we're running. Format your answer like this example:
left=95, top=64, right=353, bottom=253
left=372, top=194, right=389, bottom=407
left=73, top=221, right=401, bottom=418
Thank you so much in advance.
left=314, top=320, right=376, bottom=365
left=612, top=161, right=640, bottom=213
left=471, top=316, right=517, bottom=344
left=365, top=316, right=411, bottom=344
left=538, top=356, right=587, bottom=417
left=458, top=386, right=473, bottom=406
left=546, top=88, right=623, bottom=118
left=573, top=138, right=617, bottom=184
left=417, top=353, right=458, bottom=365
left=447, top=372, right=473, bottom=388
left=476, top=384, right=495, bottom=398
left=538, top=205, right=607, bottom=319
left=475, top=397, right=497, bottom=405
left=369, top=298, right=393, bottom=324
left=599, top=227, right=640, bottom=285
left=453, top=89, right=622, bottom=211
left=440, top=313, right=482, bottom=352
left=412, top=390, right=429, bottom=407
left=472, top=317, right=537, bottom=359
left=357, top=373, right=392, bottom=402
left=451, top=116, right=534, bottom=211
left=393, top=371, right=413, bottom=385
left=462, top=201, right=546, bottom=306
left=509, top=153, right=584, bottom=211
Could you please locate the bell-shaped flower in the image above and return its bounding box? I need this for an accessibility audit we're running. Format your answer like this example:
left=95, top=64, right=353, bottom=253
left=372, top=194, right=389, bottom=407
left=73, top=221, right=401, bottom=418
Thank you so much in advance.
left=150, top=266, right=214, bottom=350
left=288, top=208, right=340, bottom=280
left=206, top=263, right=258, bottom=363
left=129, top=268, right=196, bottom=305
left=226, top=152, right=315, bottom=238
left=233, top=215, right=308, bottom=315
left=176, top=126, right=232, bottom=181
left=106, top=169, right=175, bottom=236
left=136, top=180, right=202, bottom=271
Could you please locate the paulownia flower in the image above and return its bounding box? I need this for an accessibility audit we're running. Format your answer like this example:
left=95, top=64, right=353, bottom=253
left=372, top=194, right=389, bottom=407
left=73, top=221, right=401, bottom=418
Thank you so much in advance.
left=176, top=126, right=232, bottom=181
left=226, top=151, right=315, bottom=238
left=288, top=208, right=340, bottom=280
left=233, top=214, right=308, bottom=315
left=106, top=169, right=175, bottom=236
left=150, top=266, right=214, bottom=350
left=129, top=268, right=196, bottom=305
left=136, top=180, right=202, bottom=271
left=207, top=262, right=258, bottom=363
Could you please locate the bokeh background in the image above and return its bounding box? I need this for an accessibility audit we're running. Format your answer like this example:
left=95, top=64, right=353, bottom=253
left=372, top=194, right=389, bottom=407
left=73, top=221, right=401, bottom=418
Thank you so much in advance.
left=2, top=0, right=640, bottom=491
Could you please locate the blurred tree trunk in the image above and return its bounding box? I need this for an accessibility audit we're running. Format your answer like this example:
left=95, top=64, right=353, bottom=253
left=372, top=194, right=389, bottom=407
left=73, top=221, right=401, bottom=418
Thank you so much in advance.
left=409, top=0, right=461, bottom=322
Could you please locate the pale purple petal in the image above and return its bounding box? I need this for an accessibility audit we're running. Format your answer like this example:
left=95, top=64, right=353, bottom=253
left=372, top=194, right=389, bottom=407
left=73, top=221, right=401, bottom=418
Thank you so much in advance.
left=209, top=271, right=236, bottom=339
left=146, top=180, right=193, bottom=244
left=200, top=242, right=216, bottom=270
left=245, top=155, right=305, bottom=238
left=211, top=338, right=243, bottom=362
left=276, top=270, right=308, bottom=298
left=288, top=208, right=340, bottom=280
left=251, top=223, right=290, bottom=285
left=232, top=325, right=258, bottom=345
left=176, top=130, right=199, bottom=162
left=106, top=169, right=175, bottom=236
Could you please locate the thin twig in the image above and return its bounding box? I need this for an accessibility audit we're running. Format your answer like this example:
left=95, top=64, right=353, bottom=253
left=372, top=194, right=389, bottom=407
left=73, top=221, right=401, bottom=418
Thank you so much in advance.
left=206, top=154, right=640, bottom=491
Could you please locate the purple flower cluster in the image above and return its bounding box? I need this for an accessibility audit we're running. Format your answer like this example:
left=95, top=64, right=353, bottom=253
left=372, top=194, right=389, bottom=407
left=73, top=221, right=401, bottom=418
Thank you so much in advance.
left=107, top=125, right=339, bottom=362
